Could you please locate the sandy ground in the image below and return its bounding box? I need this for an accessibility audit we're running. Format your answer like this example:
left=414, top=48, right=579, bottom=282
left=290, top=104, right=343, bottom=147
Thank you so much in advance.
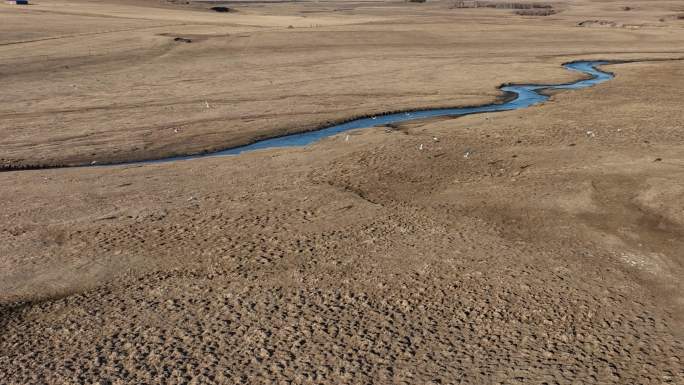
left=1, top=0, right=684, bottom=384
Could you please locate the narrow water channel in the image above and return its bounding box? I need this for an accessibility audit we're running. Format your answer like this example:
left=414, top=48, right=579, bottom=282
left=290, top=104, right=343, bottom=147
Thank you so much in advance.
left=139, top=61, right=612, bottom=166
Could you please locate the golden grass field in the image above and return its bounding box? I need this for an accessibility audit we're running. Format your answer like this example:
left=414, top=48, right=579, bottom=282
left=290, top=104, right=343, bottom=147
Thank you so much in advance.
left=1, top=0, right=683, bottom=383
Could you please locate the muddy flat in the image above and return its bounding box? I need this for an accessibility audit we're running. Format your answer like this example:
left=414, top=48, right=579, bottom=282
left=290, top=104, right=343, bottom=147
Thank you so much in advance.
left=1, top=0, right=683, bottom=384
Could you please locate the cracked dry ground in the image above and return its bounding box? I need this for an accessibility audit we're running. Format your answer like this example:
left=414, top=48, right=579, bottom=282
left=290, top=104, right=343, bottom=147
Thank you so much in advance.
left=1, top=64, right=684, bottom=384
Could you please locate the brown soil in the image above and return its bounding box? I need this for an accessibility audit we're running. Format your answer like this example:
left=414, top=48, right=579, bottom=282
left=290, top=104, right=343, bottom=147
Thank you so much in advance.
left=1, top=1, right=683, bottom=384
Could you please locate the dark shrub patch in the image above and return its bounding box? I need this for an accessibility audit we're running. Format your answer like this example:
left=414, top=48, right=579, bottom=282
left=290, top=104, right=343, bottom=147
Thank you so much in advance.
left=210, top=6, right=233, bottom=13
left=515, top=8, right=556, bottom=16
left=453, top=1, right=552, bottom=9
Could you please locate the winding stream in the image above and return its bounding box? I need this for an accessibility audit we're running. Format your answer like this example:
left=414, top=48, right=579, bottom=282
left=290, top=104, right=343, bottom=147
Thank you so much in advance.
left=3, top=61, right=613, bottom=170
left=2, top=61, right=614, bottom=170
left=138, top=61, right=612, bottom=166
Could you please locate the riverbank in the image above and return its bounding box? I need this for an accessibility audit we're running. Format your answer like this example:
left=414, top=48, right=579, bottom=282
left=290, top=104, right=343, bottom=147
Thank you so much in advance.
left=2, top=58, right=684, bottom=383
left=1, top=1, right=683, bottom=383
left=2, top=0, right=684, bottom=168
left=1, top=61, right=614, bottom=170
